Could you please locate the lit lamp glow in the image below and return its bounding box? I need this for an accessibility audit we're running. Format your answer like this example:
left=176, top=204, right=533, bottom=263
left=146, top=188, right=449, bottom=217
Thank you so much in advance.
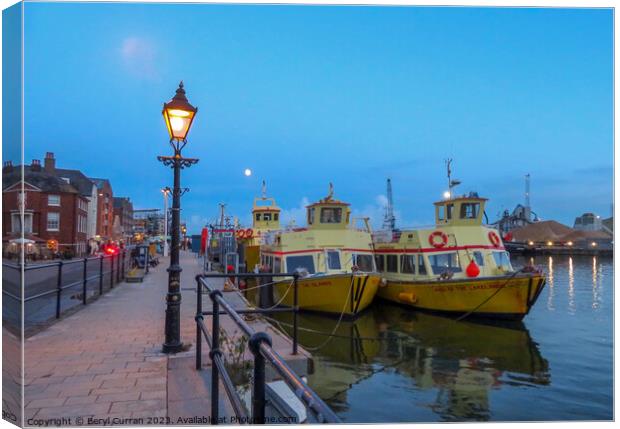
left=591, top=241, right=597, bottom=247
left=567, top=241, right=573, bottom=246
left=162, top=82, right=197, bottom=142
left=528, top=241, right=534, bottom=246
left=547, top=241, right=553, bottom=246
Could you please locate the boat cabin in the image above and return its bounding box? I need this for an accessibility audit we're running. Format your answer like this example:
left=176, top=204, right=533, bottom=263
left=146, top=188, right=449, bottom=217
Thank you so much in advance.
left=306, top=196, right=351, bottom=230
left=434, top=194, right=487, bottom=226
left=252, top=197, right=281, bottom=232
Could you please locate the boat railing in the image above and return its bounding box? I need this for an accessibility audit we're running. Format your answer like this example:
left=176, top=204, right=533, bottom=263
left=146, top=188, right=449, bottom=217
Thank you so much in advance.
left=195, top=273, right=340, bottom=424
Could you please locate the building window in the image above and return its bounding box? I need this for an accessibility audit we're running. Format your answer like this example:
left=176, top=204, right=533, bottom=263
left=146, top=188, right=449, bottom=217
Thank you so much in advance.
left=11, top=213, right=33, bottom=234
left=47, top=212, right=60, bottom=231
left=48, top=195, right=61, bottom=206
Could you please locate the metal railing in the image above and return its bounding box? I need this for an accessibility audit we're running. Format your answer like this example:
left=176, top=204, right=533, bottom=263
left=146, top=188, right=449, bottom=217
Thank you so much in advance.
left=195, top=273, right=340, bottom=424
left=2, top=250, right=132, bottom=329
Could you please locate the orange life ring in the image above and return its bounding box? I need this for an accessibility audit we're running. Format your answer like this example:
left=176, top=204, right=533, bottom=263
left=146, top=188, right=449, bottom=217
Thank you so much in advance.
left=237, top=229, right=246, bottom=239
left=245, top=228, right=254, bottom=239
left=488, top=231, right=501, bottom=247
left=429, top=231, right=448, bottom=248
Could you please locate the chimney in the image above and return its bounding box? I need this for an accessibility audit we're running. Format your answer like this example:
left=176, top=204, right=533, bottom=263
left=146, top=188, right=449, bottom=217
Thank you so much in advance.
left=2, top=161, right=13, bottom=173
left=44, top=152, right=55, bottom=173
left=31, top=159, right=42, bottom=172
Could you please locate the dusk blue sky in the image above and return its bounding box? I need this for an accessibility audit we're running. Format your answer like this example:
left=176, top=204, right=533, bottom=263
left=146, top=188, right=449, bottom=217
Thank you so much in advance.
left=10, top=3, right=614, bottom=233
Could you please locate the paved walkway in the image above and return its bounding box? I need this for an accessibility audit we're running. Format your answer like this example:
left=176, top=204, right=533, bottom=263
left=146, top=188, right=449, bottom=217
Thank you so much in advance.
left=23, top=252, right=199, bottom=424
left=22, top=251, right=311, bottom=426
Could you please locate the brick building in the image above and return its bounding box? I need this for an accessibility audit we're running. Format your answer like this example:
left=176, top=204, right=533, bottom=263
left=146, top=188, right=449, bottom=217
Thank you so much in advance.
left=113, top=197, right=134, bottom=241
left=2, top=160, right=89, bottom=257
left=90, top=178, right=114, bottom=240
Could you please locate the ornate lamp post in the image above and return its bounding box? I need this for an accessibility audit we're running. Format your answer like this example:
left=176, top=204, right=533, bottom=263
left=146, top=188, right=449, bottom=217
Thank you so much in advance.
left=158, top=82, right=199, bottom=353
left=161, top=187, right=170, bottom=257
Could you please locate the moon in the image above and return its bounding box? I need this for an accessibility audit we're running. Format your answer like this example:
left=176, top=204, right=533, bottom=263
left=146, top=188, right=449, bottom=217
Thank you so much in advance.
left=244, top=168, right=252, bottom=177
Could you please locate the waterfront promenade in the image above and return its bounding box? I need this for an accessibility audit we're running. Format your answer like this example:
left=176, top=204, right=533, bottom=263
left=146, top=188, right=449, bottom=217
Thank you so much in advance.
left=20, top=251, right=308, bottom=425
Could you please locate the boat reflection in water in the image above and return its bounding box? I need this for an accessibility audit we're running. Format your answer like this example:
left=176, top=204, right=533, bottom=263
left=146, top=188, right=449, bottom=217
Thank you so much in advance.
left=268, top=303, right=549, bottom=422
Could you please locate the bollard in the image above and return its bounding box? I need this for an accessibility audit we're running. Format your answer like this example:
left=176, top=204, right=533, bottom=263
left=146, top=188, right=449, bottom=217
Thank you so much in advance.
left=99, top=255, right=104, bottom=295
left=82, top=258, right=88, bottom=305
left=249, top=332, right=272, bottom=424
left=56, top=261, right=63, bottom=319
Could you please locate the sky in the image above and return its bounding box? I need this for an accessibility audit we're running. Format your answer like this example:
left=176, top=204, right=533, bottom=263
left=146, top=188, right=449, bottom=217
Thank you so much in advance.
left=9, top=3, right=614, bottom=233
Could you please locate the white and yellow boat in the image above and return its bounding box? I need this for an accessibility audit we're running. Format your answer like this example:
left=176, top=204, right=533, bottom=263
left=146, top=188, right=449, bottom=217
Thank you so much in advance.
left=259, top=185, right=380, bottom=317
left=373, top=192, right=545, bottom=320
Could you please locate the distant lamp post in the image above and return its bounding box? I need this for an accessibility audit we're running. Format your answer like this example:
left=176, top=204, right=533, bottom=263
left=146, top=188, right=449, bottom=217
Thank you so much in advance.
left=158, top=81, right=199, bottom=354
left=161, top=187, right=171, bottom=257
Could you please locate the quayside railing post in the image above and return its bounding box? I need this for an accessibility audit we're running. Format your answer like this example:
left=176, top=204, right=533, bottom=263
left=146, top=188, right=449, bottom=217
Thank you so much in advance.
left=210, top=289, right=223, bottom=424
left=82, top=258, right=88, bottom=305
left=195, top=275, right=203, bottom=370
left=293, top=273, right=299, bottom=355
left=249, top=332, right=272, bottom=424
left=55, top=261, right=63, bottom=319
left=110, top=255, right=115, bottom=289
left=99, top=255, right=104, bottom=295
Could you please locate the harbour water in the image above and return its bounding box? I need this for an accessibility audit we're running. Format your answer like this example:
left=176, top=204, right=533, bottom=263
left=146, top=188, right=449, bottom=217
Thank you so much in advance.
left=269, top=255, right=613, bottom=422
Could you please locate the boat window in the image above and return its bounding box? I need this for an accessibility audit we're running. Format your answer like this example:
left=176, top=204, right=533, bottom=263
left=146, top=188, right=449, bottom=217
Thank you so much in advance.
left=286, top=255, right=315, bottom=274
left=274, top=213, right=279, bottom=221
left=354, top=254, right=375, bottom=272
left=255, top=213, right=260, bottom=221
left=386, top=255, right=398, bottom=273
left=274, top=257, right=281, bottom=273
left=418, top=255, right=427, bottom=275
left=460, top=203, right=480, bottom=219
left=400, top=255, right=415, bottom=274
left=264, top=213, right=272, bottom=221
left=473, top=251, right=484, bottom=266
left=428, top=252, right=462, bottom=274
left=492, top=251, right=514, bottom=271
left=308, top=208, right=315, bottom=225
left=375, top=254, right=385, bottom=271
left=320, top=207, right=342, bottom=223
left=326, top=251, right=341, bottom=270
left=446, top=204, right=454, bottom=220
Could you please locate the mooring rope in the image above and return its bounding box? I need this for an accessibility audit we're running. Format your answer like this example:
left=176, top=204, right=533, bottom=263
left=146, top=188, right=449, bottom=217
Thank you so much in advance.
left=455, top=268, right=523, bottom=321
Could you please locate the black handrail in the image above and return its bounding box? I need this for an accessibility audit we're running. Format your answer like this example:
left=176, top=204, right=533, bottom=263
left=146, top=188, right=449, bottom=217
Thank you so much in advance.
left=195, top=273, right=340, bottom=424
left=3, top=251, right=132, bottom=322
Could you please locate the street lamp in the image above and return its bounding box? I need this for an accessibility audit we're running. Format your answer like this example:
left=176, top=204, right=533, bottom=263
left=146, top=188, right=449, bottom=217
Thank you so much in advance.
left=161, top=187, right=170, bottom=257
left=158, top=81, right=199, bottom=354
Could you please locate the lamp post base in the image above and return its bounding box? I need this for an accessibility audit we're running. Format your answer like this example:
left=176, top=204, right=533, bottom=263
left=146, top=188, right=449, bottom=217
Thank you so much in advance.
left=162, top=341, right=185, bottom=354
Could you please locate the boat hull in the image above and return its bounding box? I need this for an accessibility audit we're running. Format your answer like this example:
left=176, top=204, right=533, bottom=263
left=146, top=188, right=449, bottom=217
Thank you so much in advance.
left=274, top=273, right=380, bottom=317
left=377, top=274, right=546, bottom=320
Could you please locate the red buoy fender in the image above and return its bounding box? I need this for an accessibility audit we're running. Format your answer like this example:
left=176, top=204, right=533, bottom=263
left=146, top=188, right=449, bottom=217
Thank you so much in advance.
left=429, top=231, right=448, bottom=248
left=488, top=231, right=501, bottom=247
left=245, top=228, right=254, bottom=239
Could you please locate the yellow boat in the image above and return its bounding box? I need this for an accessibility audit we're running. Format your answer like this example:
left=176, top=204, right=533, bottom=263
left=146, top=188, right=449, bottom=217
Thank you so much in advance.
left=260, top=184, right=380, bottom=317
left=374, top=189, right=545, bottom=320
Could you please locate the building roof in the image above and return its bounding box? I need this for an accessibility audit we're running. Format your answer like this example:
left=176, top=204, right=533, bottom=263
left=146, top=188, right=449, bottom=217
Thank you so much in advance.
left=113, top=197, right=133, bottom=209
left=3, top=166, right=80, bottom=194
left=90, top=178, right=111, bottom=190
left=55, top=168, right=96, bottom=197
